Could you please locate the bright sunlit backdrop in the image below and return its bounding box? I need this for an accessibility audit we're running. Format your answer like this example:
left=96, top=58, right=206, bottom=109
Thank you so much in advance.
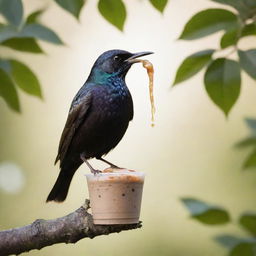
left=1, top=0, right=256, bottom=255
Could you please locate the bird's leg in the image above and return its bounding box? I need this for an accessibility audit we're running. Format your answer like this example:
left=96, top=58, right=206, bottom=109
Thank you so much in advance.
left=80, top=154, right=101, bottom=175
left=97, top=157, right=122, bottom=169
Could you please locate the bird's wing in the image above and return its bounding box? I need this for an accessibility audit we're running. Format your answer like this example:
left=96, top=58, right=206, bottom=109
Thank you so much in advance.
left=55, top=92, right=92, bottom=165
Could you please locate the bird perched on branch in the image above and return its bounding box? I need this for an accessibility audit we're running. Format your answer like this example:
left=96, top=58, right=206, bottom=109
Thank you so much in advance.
left=47, top=49, right=153, bottom=202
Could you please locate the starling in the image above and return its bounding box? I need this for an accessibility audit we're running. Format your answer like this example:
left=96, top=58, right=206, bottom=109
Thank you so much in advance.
left=47, top=49, right=153, bottom=202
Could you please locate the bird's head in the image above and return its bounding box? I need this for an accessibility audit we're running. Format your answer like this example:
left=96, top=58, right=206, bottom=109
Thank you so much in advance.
left=89, top=49, right=153, bottom=81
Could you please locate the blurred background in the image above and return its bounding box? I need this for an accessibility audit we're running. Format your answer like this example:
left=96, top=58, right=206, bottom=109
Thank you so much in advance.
left=1, top=0, right=256, bottom=255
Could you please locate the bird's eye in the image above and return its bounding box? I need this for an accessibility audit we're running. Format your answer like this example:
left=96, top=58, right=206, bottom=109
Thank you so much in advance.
left=113, top=55, right=120, bottom=61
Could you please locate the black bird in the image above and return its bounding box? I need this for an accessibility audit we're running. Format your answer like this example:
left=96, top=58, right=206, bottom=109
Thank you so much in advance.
left=47, top=49, right=153, bottom=202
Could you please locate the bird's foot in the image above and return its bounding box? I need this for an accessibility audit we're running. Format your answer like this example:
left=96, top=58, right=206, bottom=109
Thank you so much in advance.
left=91, top=169, right=102, bottom=175
left=81, top=153, right=102, bottom=175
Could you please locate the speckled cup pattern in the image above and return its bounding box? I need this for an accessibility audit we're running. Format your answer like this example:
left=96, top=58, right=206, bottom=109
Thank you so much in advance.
left=86, top=170, right=145, bottom=225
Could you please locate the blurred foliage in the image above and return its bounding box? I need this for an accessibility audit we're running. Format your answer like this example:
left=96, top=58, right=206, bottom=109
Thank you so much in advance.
left=0, top=0, right=63, bottom=112
left=0, top=0, right=168, bottom=113
left=149, top=0, right=168, bottom=13
left=54, top=0, right=85, bottom=19
left=98, top=0, right=126, bottom=31
left=182, top=118, right=256, bottom=255
left=215, top=235, right=256, bottom=256
left=236, top=118, right=256, bottom=169
left=173, top=0, right=256, bottom=116
left=182, top=197, right=256, bottom=255
left=181, top=198, right=230, bottom=225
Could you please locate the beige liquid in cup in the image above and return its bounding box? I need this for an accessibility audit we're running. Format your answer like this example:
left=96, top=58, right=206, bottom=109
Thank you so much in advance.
left=86, top=169, right=145, bottom=225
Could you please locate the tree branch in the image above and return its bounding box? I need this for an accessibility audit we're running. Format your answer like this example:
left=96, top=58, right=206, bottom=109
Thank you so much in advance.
left=0, top=200, right=142, bottom=256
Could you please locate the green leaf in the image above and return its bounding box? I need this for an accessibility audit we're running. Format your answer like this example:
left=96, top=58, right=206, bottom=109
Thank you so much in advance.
left=173, top=49, right=214, bottom=85
left=241, top=24, right=256, bottom=38
left=238, top=50, right=256, bottom=80
left=241, top=0, right=256, bottom=7
left=220, top=28, right=238, bottom=49
left=0, top=23, right=62, bottom=46
left=26, top=9, right=44, bottom=24
left=220, top=22, right=256, bottom=49
left=235, top=137, right=256, bottom=148
left=55, top=0, right=85, bottom=19
left=0, top=68, right=20, bottom=112
left=0, top=24, right=18, bottom=43
left=243, top=149, right=256, bottom=169
left=0, top=0, right=23, bottom=27
left=149, top=0, right=168, bottom=13
left=179, top=8, right=238, bottom=40
left=10, top=60, right=42, bottom=98
left=215, top=235, right=245, bottom=249
left=240, top=213, right=256, bottom=235
left=230, top=242, right=256, bottom=256
left=193, top=208, right=230, bottom=225
left=204, top=58, right=241, bottom=116
left=21, top=23, right=63, bottom=44
left=215, top=235, right=256, bottom=256
left=2, top=37, right=43, bottom=53
left=245, top=118, right=256, bottom=135
left=98, top=0, right=126, bottom=31
left=0, top=59, right=11, bottom=73
left=211, top=0, right=256, bottom=20
left=181, top=198, right=230, bottom=225
left=212, top=0, right=256, bottom=8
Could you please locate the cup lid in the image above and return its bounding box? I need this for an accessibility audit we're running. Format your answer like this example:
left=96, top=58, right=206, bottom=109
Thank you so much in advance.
left=85, top=168, right=145, bottom=182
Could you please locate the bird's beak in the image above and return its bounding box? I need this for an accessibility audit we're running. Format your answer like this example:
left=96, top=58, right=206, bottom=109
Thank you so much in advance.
left=125, top=51, right=154, bottom=64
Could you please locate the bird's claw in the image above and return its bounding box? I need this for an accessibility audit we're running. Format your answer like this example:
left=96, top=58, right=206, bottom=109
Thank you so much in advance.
left=92, top=169, right=102, bottom=175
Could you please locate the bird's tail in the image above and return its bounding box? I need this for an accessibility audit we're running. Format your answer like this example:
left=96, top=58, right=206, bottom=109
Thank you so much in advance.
left=46, top=167, right=77, bottom=203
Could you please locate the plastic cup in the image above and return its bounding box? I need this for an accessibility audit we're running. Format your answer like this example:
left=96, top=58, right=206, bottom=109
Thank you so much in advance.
left=86, top=169, right=145, bottom=225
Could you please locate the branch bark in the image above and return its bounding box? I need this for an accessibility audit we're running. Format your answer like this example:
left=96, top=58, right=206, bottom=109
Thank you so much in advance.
left=0, top=200, right=142, bottom=256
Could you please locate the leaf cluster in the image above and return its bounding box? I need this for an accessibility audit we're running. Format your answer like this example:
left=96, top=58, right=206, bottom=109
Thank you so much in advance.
left=182, top=198, right=256, bottom=256
left=97, top=0, right=168, bottom=31
left=173, top=0, right=256, bottom=116
left=236, top=118, right=256, bottom=169
left=0, top=0, right=65, bottom=112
